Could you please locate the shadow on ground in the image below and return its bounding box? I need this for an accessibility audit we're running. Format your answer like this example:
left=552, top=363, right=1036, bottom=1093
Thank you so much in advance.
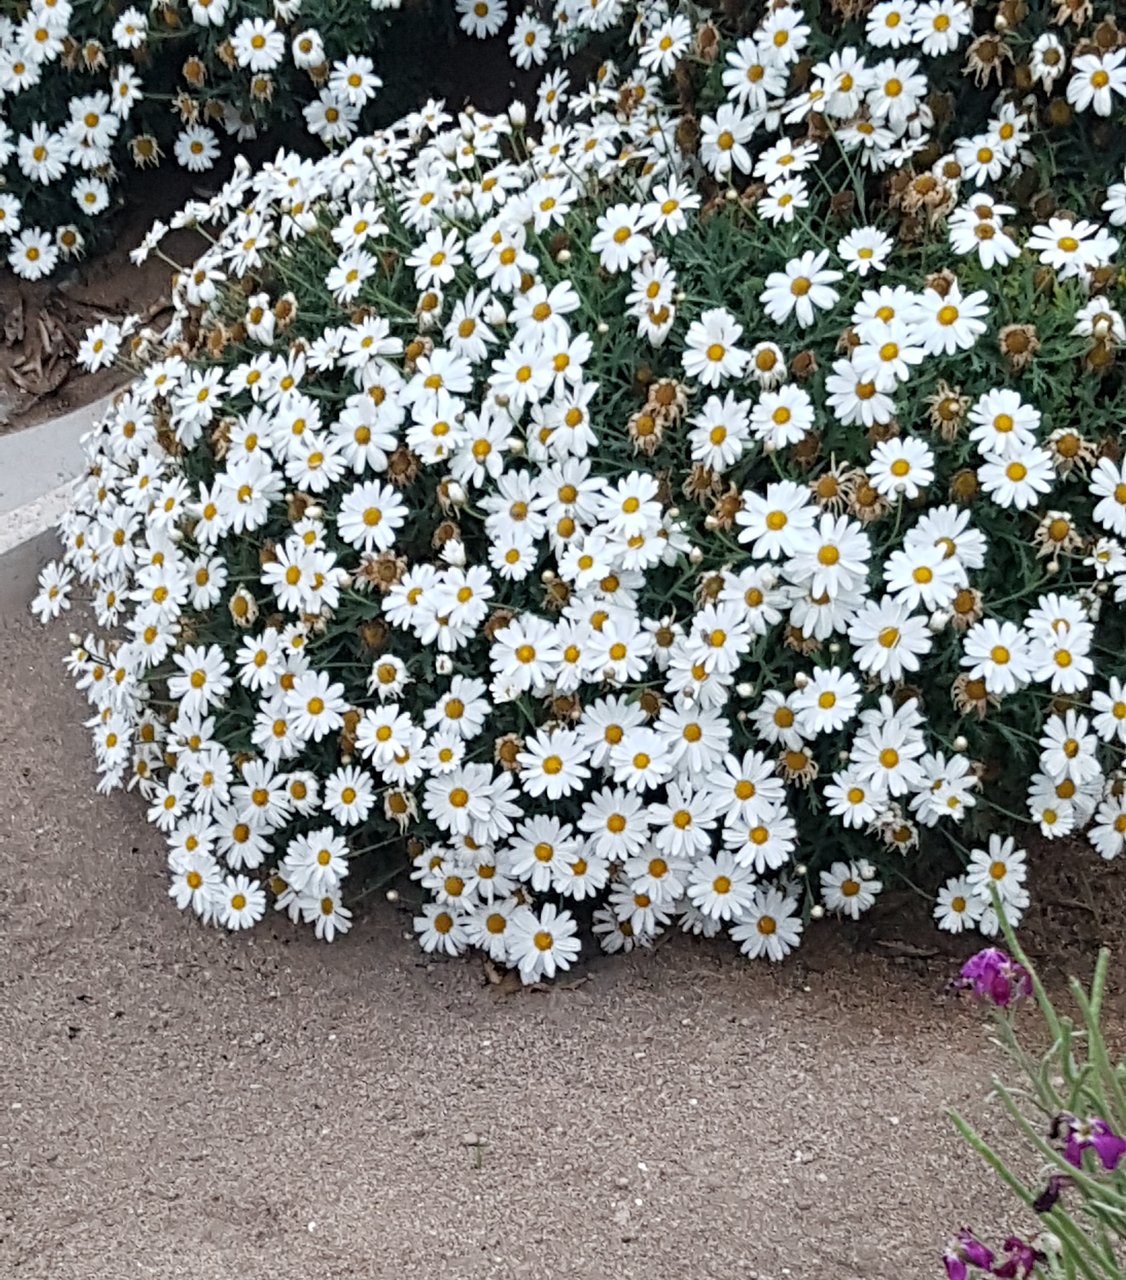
left=0, top=614, right=1030, bottom=1280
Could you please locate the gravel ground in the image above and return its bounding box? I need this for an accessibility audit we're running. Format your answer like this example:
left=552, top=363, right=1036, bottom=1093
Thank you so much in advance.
left=0, top=614, right=1024, bottom=1280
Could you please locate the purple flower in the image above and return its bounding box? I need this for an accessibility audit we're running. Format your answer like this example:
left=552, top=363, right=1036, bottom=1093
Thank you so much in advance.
left=944, top=1230, right=995, bottom=1279
left=954, top=948, right=1032, bottom=1008
left=1062, top=1115, right=1126, bottom=1172
left=992, top=1236, right=1043, bottom=1279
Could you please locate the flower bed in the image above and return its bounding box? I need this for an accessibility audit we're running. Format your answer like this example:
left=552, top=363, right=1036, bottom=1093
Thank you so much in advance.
left=32, top=0, right=1126, bottom=979
left=0, top=0, right=436, bottom=278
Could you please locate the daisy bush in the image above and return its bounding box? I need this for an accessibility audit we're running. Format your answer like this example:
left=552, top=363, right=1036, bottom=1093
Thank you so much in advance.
left=0, top=0, right=417, bottom=278
left=32, top=0, right=1126, bottom=978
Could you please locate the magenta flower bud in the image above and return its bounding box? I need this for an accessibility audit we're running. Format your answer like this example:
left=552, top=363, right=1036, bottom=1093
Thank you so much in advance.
left=955, top=948, right=1032, bottom=1008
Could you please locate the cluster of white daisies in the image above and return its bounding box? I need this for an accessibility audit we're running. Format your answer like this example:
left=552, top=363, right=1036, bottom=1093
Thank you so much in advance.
left=0, top=0, right=411, bottom=279
left=31, top=0, right=1126, bottom=976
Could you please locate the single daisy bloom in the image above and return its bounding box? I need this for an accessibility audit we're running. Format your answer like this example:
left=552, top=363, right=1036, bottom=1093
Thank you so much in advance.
left=731, top=887, right=803, bottom=961
left=681, top=307, right=750, bottom=388
left=760, top=249, right=843, bottom=328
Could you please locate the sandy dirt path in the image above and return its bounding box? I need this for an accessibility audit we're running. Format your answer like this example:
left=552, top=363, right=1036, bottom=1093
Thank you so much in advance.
left=0, top=615, right=1024, bottom=1280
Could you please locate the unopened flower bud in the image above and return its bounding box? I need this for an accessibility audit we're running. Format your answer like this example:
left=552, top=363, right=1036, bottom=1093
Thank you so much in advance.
left=952, top=735, right=969, bottom=752
left=435, top=654, right=453, bottom=675
left=483, top=300, right=507, bottom=326
left=928, top=610, right=950, bottom=632
left=494, top=392, right=511, bottom=409
left=505, top=436, right=524, bottom=455
left=305, top=504, right=323, bottom=519
left=828, top=642, right=841, bottom=655
left=446, top=481, right=467, bottom=506
left=597, top=322, right=610, bottom=334
left=763, top=440, right=777, bottom=455
left=442, top=539, right=467, bottom=568
left=541, top=569, right=556, bottom=583
left=556, top=248, right=571, bottom=264
left=688, top=546, right=704, bottom=564
left=386, top=889, right=399, bottom=902
left=793, top=672, right=810, bottom=689
left=838, top=750, right=850, bottom=763
left=736, top=682, right=753, bottom=698
left=1046, top=559, right=1060, bottom=574
left=704, top=515, right=719, bottom=531
left=810, top=904, right=825, bottom=920
left=725, top=188, right=738, bottom=202
left=507, top=100, right=527, bottom=128
left=795, top=863, right=808, bottom=877
left=1093, top=316, right=1111, bottom=340
left=667, top=507, right=680, bottom=519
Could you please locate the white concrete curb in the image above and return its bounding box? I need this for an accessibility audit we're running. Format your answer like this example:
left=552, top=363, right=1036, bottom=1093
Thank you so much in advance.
left=0, top=395, right=111, bottom=624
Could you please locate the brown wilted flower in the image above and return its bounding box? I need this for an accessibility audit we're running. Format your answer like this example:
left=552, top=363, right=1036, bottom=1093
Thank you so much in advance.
left=1086, top=339, right=1116, bottom=375
left=950, top=468, right=980, bottom=503
left=542, top=576, right=571, bottom=612
left=628, top=408, right=663, bottom=455
left=172, top=91, right=199, bottom=124
left=384, top=790, right=417, bottom=831
left=357, top=551, right=408, bottom=594
left=403, top=336, right=429, bottom=370
left=694, top=18, right=721, bottom=61
left=810, top=461, right=850, bottom=512
left=209, top=416, right=233, bottom=460
left=783, top=623, right=822, bottom=656
left=1034, top=511, right=1083, bottom=558
left=965, top=34, right=1012, bottom=87
left=1053, top=0, right=1092, bottom=25
left=952, top=674, right=998, bottom=718
left=950, top=586, right=984, bottom=631
left=998, top=322, right=1039, bottom=371
left=431, top=519, right=461, bottom=550
left=386, top=446, right=422, bottom=489
left=683, top=462, right=721, bottom=504
left=274, top=293, right=298, bottom=330
left=250, top=74, right=274, bottom=102
left=780, top=747, right=819, bottom=787
left=182, top=56, right=206, bottom=87
left=638, top=688, right=664, bottom=718
left=215, top=38, right=238, bottom=69
left=1046, top=427, right=1096, bottom=475
left=1046, top=98, right=1073, bottom=127
left=484, top=609, right=516, bottom=642
left=848, top=477, right=891, bottom=524
left=228, top=587, right=259, bottom=629
left=359, top=619, right=391, bottom=655
left=711, top=485, right=744, bottom=530
left=82, top=39, right=107, bottom=70
left=493, top=734, right=524, bottom=772
left=926, top=380, right=970, bottom=439
left=695, top=572, right=727, bottom=606
left=881, top=817, right=919, bottom=854
left=790, top=349, right=819, bottom=380
left=647, top=377, right=689, bottom=421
